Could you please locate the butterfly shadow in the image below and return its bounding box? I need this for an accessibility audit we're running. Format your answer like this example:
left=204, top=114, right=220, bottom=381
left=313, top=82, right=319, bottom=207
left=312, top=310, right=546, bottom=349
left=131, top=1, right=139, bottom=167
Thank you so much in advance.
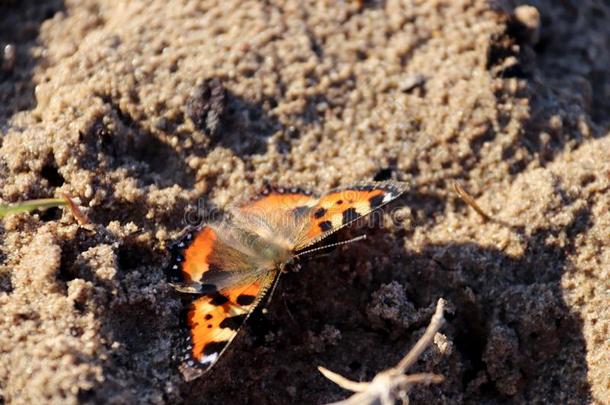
left=55, top=185, right=591, bottom=404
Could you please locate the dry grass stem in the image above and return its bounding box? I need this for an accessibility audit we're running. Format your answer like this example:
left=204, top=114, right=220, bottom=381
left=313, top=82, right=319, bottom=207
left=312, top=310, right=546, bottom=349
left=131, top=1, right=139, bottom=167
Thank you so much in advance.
left=319, top=298, right=446, bottom=405
left=453, top=181, right=492, bottom=221
left=60, top=193, right=90, bottom=226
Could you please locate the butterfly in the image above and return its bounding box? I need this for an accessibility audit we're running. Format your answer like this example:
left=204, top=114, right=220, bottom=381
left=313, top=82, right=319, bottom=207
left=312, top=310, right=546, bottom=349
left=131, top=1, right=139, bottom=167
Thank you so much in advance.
left=167, top=181, right=407, bottom=381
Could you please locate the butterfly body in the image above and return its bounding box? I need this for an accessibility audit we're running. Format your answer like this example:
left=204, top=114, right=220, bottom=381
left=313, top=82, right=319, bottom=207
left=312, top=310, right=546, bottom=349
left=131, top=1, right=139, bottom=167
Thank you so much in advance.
left=168, top=181, right=407, bottom=381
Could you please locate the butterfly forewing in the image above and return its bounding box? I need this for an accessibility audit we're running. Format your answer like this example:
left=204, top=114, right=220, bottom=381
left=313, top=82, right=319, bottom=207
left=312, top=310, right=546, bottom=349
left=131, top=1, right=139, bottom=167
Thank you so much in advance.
left=235, top=190, right=319, bottom=246
left=293, top=181, right=408, bottom=250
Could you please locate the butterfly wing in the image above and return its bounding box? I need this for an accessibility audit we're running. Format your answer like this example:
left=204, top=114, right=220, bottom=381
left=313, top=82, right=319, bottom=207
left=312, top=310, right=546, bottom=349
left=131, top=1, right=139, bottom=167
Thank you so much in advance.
left=234, top=188, right=320, bottom=248
left=178, top=272, right=277, bottom=381
left=293, top=181, right=408, bottom=251
left=232, top=182, right=407, bottom=252
left=168, top=224, right=279, bottom=380
left=169, top=222, right=272, bottom=292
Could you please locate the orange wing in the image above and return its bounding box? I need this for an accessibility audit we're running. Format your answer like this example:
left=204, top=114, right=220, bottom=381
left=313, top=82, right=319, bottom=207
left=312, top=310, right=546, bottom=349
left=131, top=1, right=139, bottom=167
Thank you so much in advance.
left=169, top=224, right=265, bottom=293
left=180, top=226, right=216, bottom=284
left=294, top=182, right=407, bottom=250
left=234, top=188, right=319, bottom=247
left=168, top=224, right=278, bottom=380
left=178, top=273, right=277, bottom=381
left=237, top=188, right=316, bottom=216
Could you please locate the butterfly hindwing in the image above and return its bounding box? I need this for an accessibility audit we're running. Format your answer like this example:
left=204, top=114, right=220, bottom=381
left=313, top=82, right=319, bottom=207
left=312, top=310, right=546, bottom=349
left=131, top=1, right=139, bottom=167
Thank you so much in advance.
left=178, top=272, right=277, bottom=381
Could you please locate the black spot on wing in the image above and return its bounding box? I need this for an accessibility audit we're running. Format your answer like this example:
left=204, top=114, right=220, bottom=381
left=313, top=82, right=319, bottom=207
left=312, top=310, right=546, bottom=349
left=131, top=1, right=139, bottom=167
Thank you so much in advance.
left=313, top=207, right=327, bottom=219
left=210, top=293, right=229, bottom=306
left=342, top=208, right=360, bottom=225
left=204, top=314, right=213, bottom=320
left=219, top=314, right=247, bottom=330
left=369, top=193, right=385, bottom=209
left=236, top=294, right=256, bottom=306
left=203, top=340, right=229, bottom=356
left=319, top=221, right=333, bottom=232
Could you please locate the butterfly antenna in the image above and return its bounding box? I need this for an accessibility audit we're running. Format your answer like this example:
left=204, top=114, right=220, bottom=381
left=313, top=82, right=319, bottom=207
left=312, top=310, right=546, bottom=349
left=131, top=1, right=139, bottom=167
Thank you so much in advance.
left=295, top=234, right=367, bottom=259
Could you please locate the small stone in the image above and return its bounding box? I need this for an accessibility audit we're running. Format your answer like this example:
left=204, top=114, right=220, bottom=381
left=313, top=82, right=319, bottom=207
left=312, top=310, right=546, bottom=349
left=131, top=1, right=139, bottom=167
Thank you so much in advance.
left=514, top=5, right=540, bottom=45
left=399, top=74, right=426, bottom=93
left=2, top=44, right=16, bottom=73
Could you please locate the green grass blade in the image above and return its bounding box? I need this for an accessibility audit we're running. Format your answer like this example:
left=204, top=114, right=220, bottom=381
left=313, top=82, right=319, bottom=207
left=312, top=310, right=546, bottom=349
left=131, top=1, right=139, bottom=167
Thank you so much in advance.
left=0, top=198, right=69, bottom=218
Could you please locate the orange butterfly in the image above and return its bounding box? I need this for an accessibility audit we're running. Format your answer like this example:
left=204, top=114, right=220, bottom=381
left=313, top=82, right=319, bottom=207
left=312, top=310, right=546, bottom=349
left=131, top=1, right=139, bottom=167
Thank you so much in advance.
left=167, top=181, right=407, bottom=381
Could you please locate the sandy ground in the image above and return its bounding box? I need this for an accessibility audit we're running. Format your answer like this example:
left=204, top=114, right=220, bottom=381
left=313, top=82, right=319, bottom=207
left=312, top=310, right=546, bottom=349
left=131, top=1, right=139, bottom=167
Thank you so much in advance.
left=0, top=0, right=609, bottom=404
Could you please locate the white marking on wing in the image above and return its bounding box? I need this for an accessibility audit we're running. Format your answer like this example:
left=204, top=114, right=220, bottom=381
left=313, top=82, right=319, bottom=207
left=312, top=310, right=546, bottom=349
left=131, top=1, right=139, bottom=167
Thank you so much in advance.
left=200, top=352, right=219, bottom=365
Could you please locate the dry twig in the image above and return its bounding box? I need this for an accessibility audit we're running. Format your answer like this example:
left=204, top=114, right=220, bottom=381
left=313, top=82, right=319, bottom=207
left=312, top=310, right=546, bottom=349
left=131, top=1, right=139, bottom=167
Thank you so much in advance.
left=60, top=193, right=90, bottom=226
left=452, top=182, right=526, bottom=236
left=453, top=181, right=492, bottom=221
left=319, top=298, right=446, bottom=405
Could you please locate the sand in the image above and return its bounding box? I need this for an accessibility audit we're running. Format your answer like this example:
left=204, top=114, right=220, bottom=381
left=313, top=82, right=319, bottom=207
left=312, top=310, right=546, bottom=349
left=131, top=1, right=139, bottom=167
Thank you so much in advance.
left=0, top=0, right=608, bottom=404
